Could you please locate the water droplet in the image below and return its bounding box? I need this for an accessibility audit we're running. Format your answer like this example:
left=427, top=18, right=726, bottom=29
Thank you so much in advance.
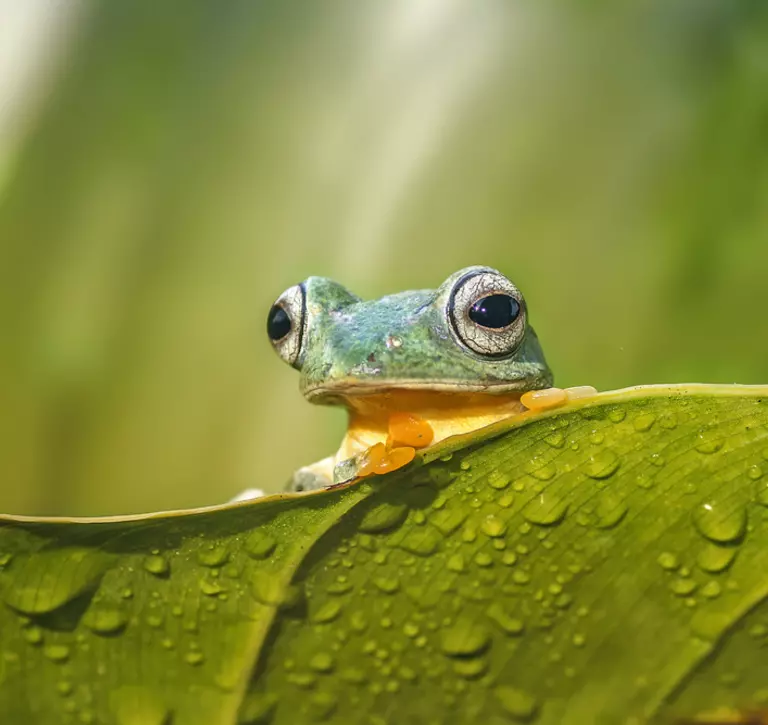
left=447, top=554, right=465, bottom=573
left=527, top=462, right=556, bottom=481
left=185, top=650, right=204, bottom=666
left=633, top=413, right=656, bottom=432
left=307, top=691, right=337, bottom=721
left=22, top=625, right=43, bottom=645
left=111, top=686, right=170, bottom=725
left=474, top=552, right=493, bottom=568
left=544, top=432, right=566, bottom=449
left=453, top=657, right=488, bottom=679
left=585, top=450, right=620, bottom=480
left=487, top=470, right=511, bottom=490
left=523, top=493, right=568, bottom=526
left=0, top=553, right=13, bottom=568
left=592, top=495, right=628, bottom=529
left=572, top=633, right=586, bottom=647
left=397, top=528, right=441, bottom=556
left=695, top=434, right=724, bottom=454
left=669, top=578, right=697, bottom=596
left=57, top=681, right=73, bottom=697
left=350, top=611, right=367, bottom=632
left=658, top=413, right=678, bottom=430
left=486, top=603, right=525, bottom=636
left=494, top=685, right=539, bottom=721
left=481, top=515, right=507, bottom=538
left=657, top=552, right=679, bottom=571
left=326, top=578, right=353, bottom=595
left=311, top=601, right=342, bottom=624
left=696, top=544, right=737, bottom=573
left=200, top=578, right=226, bottom=597
left=83, top=605, right=128, bottom=635
left=693, top=500, right=747, bottom=543
left=440, top=618, right=491, bottom=657
left=701, top=581, right=722, bottom=599
left=143, top=555, right=169, bottom=577
left=339, top=668, right=367, bottom=685
left=250, top=573, right=302, bottom=609
left=245, top=531, right=277, bottom=560
left=430, top=508, right=467, bottom=536
left=287, top=672, right=316, bottom=689
left=512, top=570, right=531, bottom=585
left=373, top=577, right=400, bottom=595
left=589, top=431, right=605, bottom=445
left=197, top=546, right=229, bottom=568
left=309, top=652, right=335, bottom=673
left=3, top=548, right=112, bottom=615
left=359, top=503, right=408, bottom=533
left=502, top=551, right=518, bottom=567
left=44, top=644, right=70, bottom=663
left=608, top=409, right=626, bottom=423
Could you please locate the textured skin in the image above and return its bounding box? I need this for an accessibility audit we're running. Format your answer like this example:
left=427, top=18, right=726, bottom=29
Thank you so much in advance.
left=1, top=386, right=767, bottom=724
left=293, top=267, right=553, bottom=404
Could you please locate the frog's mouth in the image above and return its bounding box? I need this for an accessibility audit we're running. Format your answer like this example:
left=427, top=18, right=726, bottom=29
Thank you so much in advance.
left=303, top=378, right=543, bottom=405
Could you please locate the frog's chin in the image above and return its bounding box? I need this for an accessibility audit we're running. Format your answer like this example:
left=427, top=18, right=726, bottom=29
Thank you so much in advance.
left=302, top=378, right=541, bottom=405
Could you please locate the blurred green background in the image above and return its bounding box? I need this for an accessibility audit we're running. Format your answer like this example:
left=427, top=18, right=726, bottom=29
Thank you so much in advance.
left=0, top=1, right=766, bottom=516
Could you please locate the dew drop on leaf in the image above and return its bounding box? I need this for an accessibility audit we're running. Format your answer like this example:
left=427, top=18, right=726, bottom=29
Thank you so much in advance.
left=83, top=605, right=128, bottom=636
left=3, top=548, right=112, bottom=616
left=245, top=531, right=277, bottom=560
left=692, top=500, right=747, bottom=544
left=523, top=493, right=568, bottom=526
left=440, top=618, right=491, bottom=657
left=696, top=543, right=737, bottom=573
left=585, top=450, right=620, bottom=480
left=142, top=555, right=170, bottom=577
left=359, top=503, right=409, bottom=533
left=494, top=685, right=539, bottom=721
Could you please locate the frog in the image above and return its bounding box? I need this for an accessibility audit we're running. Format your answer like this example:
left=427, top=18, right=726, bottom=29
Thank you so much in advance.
left=263, top=265, right=595, bottom=494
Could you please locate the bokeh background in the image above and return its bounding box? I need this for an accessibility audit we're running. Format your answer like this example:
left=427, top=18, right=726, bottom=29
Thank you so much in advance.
left=0, top=1, right=766, bottom=516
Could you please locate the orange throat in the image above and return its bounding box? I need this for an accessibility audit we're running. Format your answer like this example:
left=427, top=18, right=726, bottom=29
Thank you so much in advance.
left=336, top=390, right=526, bottom=468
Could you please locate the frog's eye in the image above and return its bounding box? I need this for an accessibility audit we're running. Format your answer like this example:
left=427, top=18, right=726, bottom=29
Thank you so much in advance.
left=448, top=270, right=526, bottom=357
left=267, top=283, right=306, bottom=368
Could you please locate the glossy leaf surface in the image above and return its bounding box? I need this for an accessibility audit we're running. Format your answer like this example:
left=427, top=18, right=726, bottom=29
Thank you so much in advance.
left=1, top=385, right=767, bottom=724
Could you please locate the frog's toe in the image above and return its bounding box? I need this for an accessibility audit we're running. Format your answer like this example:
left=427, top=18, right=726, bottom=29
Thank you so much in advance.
left=229, top=488, right=265, bottom=502
left=521, top=385, right=599, bottom=412
left=286, top=466, right=332, bottom=493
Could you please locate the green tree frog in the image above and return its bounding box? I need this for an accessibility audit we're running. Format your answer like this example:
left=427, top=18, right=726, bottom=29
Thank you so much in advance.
left=265, top=266, right=594, bottom=493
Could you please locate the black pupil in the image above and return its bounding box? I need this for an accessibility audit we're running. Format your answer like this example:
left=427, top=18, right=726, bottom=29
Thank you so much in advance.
left=468, top=294, right=520, bottom=329
left=267, top=305, right=291, bottom=341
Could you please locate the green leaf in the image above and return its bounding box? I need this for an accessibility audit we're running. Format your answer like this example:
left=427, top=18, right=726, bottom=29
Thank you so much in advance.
left=1, top=384, right=767, bottom=724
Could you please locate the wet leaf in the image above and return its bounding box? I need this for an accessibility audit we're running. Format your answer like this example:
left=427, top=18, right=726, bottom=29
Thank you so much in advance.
left=1, top=385, right=767, bottom=724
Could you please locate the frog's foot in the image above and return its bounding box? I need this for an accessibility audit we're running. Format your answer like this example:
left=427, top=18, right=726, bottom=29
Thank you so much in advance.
left=520, top=386, right=598, bottom=412
left=350, top=412, right=435, bottom=480
left=285, top=462, right=334, bottom=492
left=229, top=488, right=266, bottom=502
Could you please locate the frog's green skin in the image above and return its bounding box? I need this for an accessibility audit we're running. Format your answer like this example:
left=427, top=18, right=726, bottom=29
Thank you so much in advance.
left=266, top=266, right=553, bottom=492
left=299, top=267, right=552, bottom=402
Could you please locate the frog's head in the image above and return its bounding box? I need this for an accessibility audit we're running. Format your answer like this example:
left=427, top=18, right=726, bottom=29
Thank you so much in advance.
left=266, top=266, right=553, bottom=404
